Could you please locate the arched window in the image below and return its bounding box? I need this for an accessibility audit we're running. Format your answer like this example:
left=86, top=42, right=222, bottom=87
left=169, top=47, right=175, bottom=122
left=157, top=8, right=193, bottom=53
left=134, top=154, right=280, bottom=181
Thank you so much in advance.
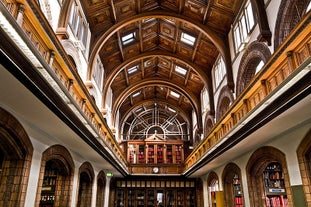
left=233, top=1, right=255, bottom=53
left=214, top=57, right=226, bottom=89
left=77, top=162, right=94, bottom=207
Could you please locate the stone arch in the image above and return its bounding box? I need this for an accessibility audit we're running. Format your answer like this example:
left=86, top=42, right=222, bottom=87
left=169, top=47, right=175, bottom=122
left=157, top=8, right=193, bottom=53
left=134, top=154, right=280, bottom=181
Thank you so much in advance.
left=236, top=41, right=271, bottom=97
left=96, top=171, right=106, bottom=207
left=204, top=114, right=215, bottom=137
left=222, top=163, right=244, bottom=207
left=77, top=162, right=94, bottom=207
left=274, top=0, right=310, bottom=50
left=246, top=146, right=293, bottom=207
left=216, top=86, right=234, bottom=121
left=36, top=144, right=74, bottom=207
left=207, top=171, right=220, bottom=206
left=207, top=171, right=219, bottom=187
left=297, top=129, right=311, bottom=206
left=0, top=107, right=33, bottom=207
left=61, top=40, right=81, bottom=71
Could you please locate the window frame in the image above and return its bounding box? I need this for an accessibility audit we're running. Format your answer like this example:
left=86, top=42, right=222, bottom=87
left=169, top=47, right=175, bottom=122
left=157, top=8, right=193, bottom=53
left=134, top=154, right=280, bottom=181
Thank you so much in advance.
left=232, top=1, right=256, bottom=54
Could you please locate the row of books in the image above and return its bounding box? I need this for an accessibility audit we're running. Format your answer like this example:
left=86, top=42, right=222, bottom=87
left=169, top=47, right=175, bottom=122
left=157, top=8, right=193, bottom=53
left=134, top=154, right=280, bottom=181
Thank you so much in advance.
left=266, top=195, right=288, bottom=207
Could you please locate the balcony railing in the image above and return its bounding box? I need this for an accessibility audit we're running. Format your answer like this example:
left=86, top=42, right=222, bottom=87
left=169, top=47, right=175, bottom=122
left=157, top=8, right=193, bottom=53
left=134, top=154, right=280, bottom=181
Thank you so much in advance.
left=184, top=12, right=311, bottom=171
left=1, top=0, right=127, bottom=168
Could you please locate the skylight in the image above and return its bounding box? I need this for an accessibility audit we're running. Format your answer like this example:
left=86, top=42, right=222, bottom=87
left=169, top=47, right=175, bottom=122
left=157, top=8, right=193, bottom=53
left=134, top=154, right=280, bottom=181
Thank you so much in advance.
left=175, top=65, right=187, bottom=76
left=128, top=65, right=138, bottom=74
left=132, top=91, right=141, bottom=98
left=168, top=107, right=176, bottom=113
left=122, top=32, right=136, bottom=45
left=135, top=107, right=143, bottom=113
left=181, top=32, right=196, bottom=46
left=170, top=91, right=180, bottom=99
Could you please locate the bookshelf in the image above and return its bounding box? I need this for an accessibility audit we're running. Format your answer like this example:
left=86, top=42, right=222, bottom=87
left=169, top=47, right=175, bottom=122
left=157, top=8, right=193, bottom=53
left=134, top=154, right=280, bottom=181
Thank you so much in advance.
left=136, top=189, right=145, bottom=207
left=185, top=190, right=195, bottom=207
left=116, top=189, right=125, bottom=207
left=176, top=191, right=184, bottom=207
left=175, top=145, right=182, bottom=164
left=129, top=145, right=135, bottom=164
left=166, top=190, right=175, bottom=207
left=147, top=145, right=155, bottom=163
left=263, top=162, right=288, bottom=207
left=114, top=178, right=196, bottom=207
left=138, top=145, right=145, bottom=164
left=166, top=145, right=173, bottom=164
left=157, top=145, right=164, bottom=164
left=124, top=139, right=185, bottom=166
left=128, top=189, right=135, bottom=207
left=147, top=190, right=155, bottom=207
left=40, top=167, right=57, bottom=207
left=233, top=174, right=243, bottom=207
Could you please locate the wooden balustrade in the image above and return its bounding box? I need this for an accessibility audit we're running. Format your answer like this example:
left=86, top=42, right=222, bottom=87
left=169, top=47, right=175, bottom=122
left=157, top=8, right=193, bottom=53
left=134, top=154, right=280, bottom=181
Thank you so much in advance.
left=1, top=0, right=127, bottom=164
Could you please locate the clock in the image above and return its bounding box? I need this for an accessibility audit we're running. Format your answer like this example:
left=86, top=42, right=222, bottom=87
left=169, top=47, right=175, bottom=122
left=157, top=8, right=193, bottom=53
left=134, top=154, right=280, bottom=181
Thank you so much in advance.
left=152, top=167, right=159, bottom=173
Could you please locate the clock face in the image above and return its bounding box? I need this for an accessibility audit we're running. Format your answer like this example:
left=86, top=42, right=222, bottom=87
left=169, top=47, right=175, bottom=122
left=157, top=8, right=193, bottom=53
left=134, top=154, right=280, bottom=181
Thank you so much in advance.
left=153, top=167, right=159, bottom=173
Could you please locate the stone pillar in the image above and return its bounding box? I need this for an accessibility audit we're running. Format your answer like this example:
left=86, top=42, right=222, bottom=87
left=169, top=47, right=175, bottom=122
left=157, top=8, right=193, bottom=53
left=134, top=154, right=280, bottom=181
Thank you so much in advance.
left=104, top=176, right=112, bottom=207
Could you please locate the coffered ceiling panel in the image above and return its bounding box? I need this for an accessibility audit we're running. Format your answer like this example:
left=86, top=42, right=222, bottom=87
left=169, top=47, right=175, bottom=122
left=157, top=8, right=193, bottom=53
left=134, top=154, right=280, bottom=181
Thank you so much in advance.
left=81, top=0, right=243, bottom=141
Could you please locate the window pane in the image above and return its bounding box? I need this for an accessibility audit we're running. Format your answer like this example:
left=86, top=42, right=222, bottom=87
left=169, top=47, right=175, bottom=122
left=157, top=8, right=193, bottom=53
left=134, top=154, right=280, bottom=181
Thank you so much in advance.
left=234, top=26, right=241, bottom=51
left=128, top=66, right=138, bottom=74
left=181, top=32, right=196, bottom=46
left=175, top=65, right=187, bottom=76
left=69, top=3, right=75, bottom=26
left=246, top=2, right=255, bottom=30
left=170, top=91, right=180, bottom=99
left=241, top=16, right=248, bottom=41
left=122, top=32, right=135, bottom=45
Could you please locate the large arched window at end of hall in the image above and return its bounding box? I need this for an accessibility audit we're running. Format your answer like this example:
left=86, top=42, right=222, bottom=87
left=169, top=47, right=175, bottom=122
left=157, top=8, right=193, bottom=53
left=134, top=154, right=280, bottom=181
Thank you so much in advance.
left=297, top=129, right=311, bottom=206
left=96, top=171, right=106, bottom=207
left=77, top=162, right=94, bottom=207
left=0, top=107, right=33, bottom=207
left=222, top=163, right=244, bottom=207
left=274, top=0, right=311, bottom=50
left=37, top=145, right=74, bottom=207
left=246, top=146, right=293, bottom=207
left=236, top=41, right=271, bottom=97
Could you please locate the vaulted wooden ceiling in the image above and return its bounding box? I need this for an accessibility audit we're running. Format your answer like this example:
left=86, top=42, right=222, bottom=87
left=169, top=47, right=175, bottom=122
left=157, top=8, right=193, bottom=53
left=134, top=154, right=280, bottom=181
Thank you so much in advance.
left=83, top=0, right=243, bottom=141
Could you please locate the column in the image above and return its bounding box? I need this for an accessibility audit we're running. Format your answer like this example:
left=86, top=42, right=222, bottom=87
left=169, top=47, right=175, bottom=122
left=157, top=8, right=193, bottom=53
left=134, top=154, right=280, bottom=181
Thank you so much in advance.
left=104, top=176, right=112, bottom=207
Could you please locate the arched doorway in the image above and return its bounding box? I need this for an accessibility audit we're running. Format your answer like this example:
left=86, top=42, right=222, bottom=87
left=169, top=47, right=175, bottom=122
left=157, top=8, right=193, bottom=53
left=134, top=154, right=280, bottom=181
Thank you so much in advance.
left=37, top=145, right=74, bottom=207
left=0, top=107, right=33, bottom=207
left=246, top=146, right=293, bottom=207
left=297, top=129, right=311, bottom=206
left=77, top=162, right=94, bottom=207
left=222, top=163, right=244, bottom=207
left=96, top=170, right=106, bottom=207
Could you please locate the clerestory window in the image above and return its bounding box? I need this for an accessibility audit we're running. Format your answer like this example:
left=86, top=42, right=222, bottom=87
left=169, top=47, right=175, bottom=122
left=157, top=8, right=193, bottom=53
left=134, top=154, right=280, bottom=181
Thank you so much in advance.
left=233, top=1, right=255, bottom=53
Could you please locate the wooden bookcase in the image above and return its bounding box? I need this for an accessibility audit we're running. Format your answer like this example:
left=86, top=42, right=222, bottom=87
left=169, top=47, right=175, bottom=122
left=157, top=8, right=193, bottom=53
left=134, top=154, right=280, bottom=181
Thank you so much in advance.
left=233, top=174, right=243, bottom=207
left=114, top=178, right=197, bottom=207
left=263, top=162, right=288, bottom=207
left=122, top=134, right=188, bottom=174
